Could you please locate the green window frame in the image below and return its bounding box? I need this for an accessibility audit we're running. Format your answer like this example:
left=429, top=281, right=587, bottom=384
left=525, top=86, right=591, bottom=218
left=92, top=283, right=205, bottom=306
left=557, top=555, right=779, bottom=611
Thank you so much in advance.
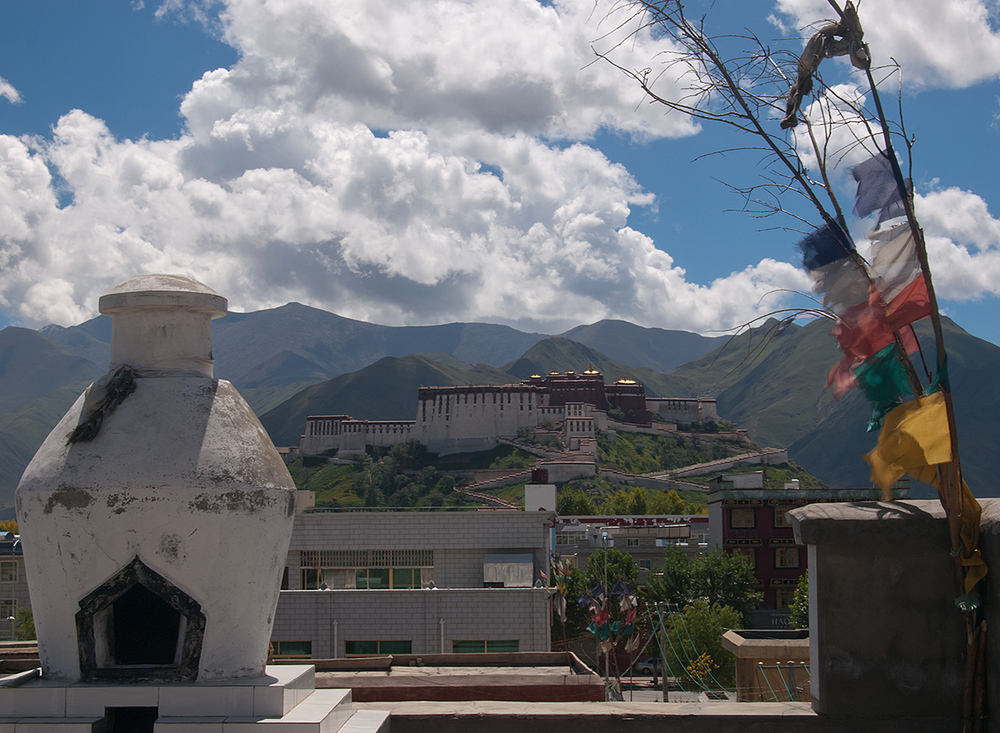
left=272, top=640, right=312, bottom=659
left=452, top=639, right=520, bottom=654
left=345, top=640, right=412, bottom=657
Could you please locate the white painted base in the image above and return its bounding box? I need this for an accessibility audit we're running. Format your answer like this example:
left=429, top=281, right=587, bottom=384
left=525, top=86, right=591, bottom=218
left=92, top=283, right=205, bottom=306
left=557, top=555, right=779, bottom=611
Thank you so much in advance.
left=0, top=666, right=387, bottom=732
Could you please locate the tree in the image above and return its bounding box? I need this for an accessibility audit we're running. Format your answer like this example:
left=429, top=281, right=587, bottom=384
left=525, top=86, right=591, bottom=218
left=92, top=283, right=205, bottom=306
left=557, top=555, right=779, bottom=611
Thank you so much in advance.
left=556, top=487, right=597, bottom=515
left=789, top=570, right=809, bottom=629
left=693, top=548, right=762, bottom=625
left=657, top=601, right=741, bottom=689
left=648, top=488, right=702, bottom=515
left=14, top=605, right=34, bottom=641
left=644, top=548, right=693, bottom=608
left=646, top=547, right=761, bottom=624
left=586, top=548, right=639, bottom=590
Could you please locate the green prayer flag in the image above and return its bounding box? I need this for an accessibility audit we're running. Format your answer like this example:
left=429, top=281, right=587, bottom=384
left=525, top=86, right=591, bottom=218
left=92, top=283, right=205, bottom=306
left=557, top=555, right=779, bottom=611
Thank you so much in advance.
left=854, top=343, right=911, bottom=431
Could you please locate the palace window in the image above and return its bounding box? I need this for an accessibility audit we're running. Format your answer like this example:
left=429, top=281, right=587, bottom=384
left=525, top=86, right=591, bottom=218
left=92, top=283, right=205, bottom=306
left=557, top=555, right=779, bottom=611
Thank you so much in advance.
left=774, top=506, right=794, bottom=528
left=774, top=548, right=800, bottom=569
left=730, top=508, right=755, bottom=529
left=775, top=588, right=796, bottom=609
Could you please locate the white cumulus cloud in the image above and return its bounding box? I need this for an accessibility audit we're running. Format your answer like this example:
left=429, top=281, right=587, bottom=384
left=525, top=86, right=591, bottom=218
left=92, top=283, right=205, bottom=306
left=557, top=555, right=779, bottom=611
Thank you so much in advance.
left=4, top=0, right=995, bottom=336
left=774, top=0, right=1000, bottom=89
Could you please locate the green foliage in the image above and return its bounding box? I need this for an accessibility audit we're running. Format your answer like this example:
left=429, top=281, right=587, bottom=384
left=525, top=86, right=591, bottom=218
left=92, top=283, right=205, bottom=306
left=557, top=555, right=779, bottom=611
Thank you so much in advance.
left=596, top=431, right=742, bottom=475
left=585, top=548, right=639, bottom=590
left=287, top=458, right=363, bottom=508
left=557, top=487, right=598, bottom=515
left=692, top=548, right=762, bottom=625
left=648, top=488, right=704, bottom=515
left=14, top=605, right=34, bottom=641
left=287, top=440, right=467, bottom=509
left=557, top=483, right=706, bottom=516
left=601, top=487, right=650, bottom=515
left=760, top=463, right=828, bottom=492
left=646, top=547, right=761, bottom=626
left=488, top=449, right=537, bottom=470
left=643, top=548, right=693, bottom=607
left=790, top=570, right=809, bottom=629
left=659, top=601, right=740, bottom=688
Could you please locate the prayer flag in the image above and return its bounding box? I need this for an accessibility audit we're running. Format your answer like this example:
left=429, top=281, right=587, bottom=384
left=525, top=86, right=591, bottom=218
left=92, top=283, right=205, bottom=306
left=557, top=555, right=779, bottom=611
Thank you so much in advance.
left=864, top=392, right=951, bottom=492
left=868, top=224, right=922, bottom=303
left=832, top=276, right=929, bottom=362
left=852, top=151, right=911, bottom=223
left=797, top=220, right=854, bottom=270
left=853, top=343, right=912, bottom=431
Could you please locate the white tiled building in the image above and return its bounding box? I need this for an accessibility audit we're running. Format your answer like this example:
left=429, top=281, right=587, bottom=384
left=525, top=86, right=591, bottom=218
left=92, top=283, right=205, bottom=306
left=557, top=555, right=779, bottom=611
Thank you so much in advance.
left=271, top=510, right=553, bottom=658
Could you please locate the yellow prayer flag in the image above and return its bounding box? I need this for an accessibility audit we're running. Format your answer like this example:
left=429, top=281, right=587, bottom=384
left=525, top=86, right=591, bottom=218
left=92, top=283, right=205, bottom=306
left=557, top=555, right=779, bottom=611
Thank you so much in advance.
left=864, top=391, right=951, bottom=493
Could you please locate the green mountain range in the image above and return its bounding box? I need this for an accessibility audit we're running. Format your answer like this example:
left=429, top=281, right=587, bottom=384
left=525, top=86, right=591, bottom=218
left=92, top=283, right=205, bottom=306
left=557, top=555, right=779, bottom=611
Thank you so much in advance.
left=2, top=305, right=998, bottom=511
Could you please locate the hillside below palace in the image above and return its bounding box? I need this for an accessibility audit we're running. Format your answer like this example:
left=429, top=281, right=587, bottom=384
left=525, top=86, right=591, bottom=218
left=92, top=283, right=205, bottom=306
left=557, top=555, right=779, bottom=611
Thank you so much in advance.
left=299, top=368, right=719, bottom=457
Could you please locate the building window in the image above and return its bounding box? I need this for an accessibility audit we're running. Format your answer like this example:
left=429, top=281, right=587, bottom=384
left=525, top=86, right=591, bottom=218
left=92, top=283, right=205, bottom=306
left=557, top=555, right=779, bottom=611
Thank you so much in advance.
left=775, top=588, right=796, bottom=609
left=345, top=640, right=412, bottom=657
left=355, top=568, right=422, bottom=589
left=0, top=561, right=17, bottom=583
left=639, top=559, right=652, bottom=571
left=774, top=548, right=800, bottom=569
left=452, top=639, right=520, bottom=654
left=300, top=568, right=323, bottom=589
left=774, top=507, right=794, bottom=528
left=626, top=538, right=640, bottom=548
left=272, top=641, right=312, bottom=659
left=732, top=547, right=756, bottom=569
left=554, top=532, right=577, bottom=546
left=730, top=508, right=755, bottom=529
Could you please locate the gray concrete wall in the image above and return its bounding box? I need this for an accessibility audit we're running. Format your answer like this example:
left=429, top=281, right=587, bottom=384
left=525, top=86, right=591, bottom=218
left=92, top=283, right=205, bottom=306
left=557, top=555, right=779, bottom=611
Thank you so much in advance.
left=791, top=500, right=970, bottom=729
left=272, top=588, right=550, bottom=657
left=376, top=700, right=950, bottom=733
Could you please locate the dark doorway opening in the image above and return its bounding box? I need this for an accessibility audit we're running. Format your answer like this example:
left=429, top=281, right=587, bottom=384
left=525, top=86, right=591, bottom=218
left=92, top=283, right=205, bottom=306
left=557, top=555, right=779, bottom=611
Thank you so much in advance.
left=105, top=707, right=158, bottom=733
left=113, top=584, right=181, bottom=665
left=76, top=556, right=206, bottom=682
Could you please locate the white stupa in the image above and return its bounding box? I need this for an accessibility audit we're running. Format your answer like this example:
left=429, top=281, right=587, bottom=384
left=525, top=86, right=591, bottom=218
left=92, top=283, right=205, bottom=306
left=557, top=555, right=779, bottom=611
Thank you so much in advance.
left=4, top=275, right=385, bottom=732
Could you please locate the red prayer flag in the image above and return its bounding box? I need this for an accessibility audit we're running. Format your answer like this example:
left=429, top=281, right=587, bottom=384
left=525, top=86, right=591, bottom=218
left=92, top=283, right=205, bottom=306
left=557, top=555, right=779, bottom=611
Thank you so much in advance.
left=831, top=275, right=929, bottom=362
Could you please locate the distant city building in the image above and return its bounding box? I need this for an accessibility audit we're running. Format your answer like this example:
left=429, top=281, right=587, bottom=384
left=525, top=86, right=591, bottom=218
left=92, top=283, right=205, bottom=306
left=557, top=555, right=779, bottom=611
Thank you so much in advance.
left=300, top=368, right=720, bottom=457
left=271, top=509, right=553, bottom=658
left=707, top=471, right=909, bottom=628
left=0, top=532, right=27, bottom=641
left=552, top=515, right=710, bottom=584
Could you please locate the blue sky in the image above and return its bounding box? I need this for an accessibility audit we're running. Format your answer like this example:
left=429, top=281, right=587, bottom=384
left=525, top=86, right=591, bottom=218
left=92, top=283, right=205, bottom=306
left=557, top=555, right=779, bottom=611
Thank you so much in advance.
left=2, top=0, right=999, bottom=347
